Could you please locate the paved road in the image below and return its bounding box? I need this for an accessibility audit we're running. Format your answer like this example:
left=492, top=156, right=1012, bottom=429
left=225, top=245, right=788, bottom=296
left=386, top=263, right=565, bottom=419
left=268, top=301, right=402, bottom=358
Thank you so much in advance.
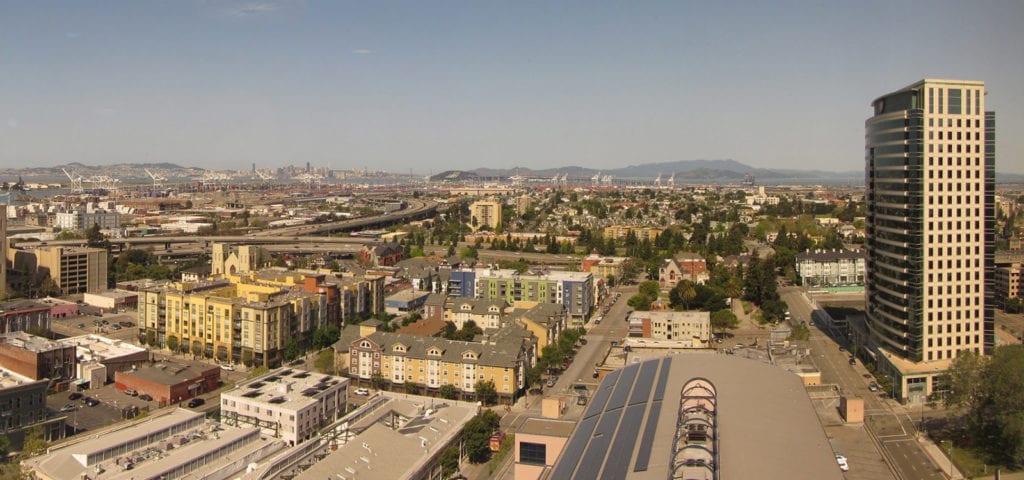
left=781, top=286, right=946, bottom=480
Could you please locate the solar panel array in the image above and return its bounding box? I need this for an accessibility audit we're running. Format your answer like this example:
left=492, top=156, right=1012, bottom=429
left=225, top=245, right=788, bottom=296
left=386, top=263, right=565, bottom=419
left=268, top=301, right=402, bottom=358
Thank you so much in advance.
left=550, top=356, right=675, bottom=480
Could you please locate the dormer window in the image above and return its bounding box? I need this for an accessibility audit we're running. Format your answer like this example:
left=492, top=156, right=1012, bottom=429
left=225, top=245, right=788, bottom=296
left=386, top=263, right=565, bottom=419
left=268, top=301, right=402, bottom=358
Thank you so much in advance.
left=360, top=340, right=371, bottom=349
left=463, top=352, right=477, bottom=360
left=428, top=348, right=442, bottom=357
left=393, top=344, right=407, bottom=353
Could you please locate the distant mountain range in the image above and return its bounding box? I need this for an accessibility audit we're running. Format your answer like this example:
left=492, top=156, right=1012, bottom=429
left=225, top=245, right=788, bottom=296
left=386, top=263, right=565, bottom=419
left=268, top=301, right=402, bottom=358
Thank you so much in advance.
left=468, top=159, right=864, bottom=182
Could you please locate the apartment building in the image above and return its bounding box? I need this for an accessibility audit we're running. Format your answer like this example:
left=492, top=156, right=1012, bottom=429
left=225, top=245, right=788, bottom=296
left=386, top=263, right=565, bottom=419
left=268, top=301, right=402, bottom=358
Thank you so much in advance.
left=865, top=79, right=995, bottom=403
left=603, top=225, right=663, bottom=242
left=581, top=252, right=629, bottom=283
left=995, top=260, right=1022, bottom=308
left=469, top=198, right=502, bottom=231
left=626, top=311, right=711, bottom=348
left=220, top=367, right=348, bottom=446
left=795, top=249, right=866, bottom=287
left=512, top=302, right=567, bottom=350
left=139, top=277, right=325, bottom=368
left=448, top=267, right=593, bottom=326
left=345, top=321, right=534, bottom=404
left=444, top=298, right=508, bottom=330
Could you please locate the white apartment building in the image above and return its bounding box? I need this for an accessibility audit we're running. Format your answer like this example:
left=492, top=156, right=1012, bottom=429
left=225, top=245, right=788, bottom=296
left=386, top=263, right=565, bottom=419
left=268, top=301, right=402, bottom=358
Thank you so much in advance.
left=220, top=367, right=348, bottom=446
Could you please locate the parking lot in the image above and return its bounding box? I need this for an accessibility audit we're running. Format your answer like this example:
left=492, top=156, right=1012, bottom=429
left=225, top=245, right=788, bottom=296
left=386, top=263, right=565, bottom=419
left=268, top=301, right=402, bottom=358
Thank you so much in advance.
left=49, top=307, right=141, bottom=343
left=46, top=380, right=158, bottom=435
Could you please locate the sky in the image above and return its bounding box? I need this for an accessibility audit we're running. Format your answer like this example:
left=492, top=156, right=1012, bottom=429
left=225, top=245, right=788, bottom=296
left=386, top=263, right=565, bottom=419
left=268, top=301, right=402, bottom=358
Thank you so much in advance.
left=1, top=1, right=1022, bottom=174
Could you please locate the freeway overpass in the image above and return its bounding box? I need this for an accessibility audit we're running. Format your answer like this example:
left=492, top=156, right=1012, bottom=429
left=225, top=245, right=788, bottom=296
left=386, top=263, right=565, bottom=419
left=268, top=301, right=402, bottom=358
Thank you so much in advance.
left=15, top=200, right=438, bottom=252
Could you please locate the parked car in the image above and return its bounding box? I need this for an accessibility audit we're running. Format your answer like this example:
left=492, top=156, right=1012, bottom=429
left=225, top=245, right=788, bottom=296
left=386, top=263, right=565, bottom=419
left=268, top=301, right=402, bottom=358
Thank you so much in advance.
left=110, top=324, right=122, bottom=330
left=592, top=370, right=599, bottom=379
left=220, top=364, right=235, bottom=371
left=139, top=393, right=153, bottom=401
left=187, top=398, right=205, bottom=408
left=835, top=454, right=849, bottom=471
left=124, top=389, right=138, bottom=396
left=76, top=323, right=86, bottom=329
left=84, top=397, right=100, bottom=407
left=60, top=403, right=77, bottom=412
left=868, top=382, right=879, bottom=392
left=68, top=392, right=83, bottom=401
left=849, top=358, right=857, bottom=365
left=546, top=377, right=557, bottom=388
left=354, top=388, right=370, bottom=396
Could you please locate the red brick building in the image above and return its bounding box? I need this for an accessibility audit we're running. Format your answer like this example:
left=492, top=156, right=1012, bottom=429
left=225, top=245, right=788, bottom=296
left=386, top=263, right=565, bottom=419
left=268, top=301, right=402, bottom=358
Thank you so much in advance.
left=114, top=362, right=220, bottom=404
left=0, top=332, right=77, bottom=391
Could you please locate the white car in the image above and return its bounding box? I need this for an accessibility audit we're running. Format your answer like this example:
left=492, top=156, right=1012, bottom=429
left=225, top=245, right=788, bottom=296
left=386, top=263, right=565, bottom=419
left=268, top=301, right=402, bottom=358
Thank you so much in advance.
left=220, top=364, right=235, bottom=371
left=354, top=388, right=370, bottom=396
left=835, top=454, right=849, bottom=471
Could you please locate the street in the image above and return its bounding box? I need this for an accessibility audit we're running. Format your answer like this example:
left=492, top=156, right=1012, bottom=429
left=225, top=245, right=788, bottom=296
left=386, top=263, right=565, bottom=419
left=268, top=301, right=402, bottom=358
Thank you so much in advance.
left=780, top=286, right=948, bottom=480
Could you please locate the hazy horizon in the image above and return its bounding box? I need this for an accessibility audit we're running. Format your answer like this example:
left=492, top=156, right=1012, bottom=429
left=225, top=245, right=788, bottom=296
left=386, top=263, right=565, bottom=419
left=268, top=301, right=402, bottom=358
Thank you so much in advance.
left=2, top=1, right=1022, bottom=174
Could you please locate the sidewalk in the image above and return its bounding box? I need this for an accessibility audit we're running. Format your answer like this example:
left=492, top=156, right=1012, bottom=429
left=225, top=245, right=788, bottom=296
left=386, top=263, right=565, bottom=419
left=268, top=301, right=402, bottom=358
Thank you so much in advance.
left=917, top=436, right=964, bottom=480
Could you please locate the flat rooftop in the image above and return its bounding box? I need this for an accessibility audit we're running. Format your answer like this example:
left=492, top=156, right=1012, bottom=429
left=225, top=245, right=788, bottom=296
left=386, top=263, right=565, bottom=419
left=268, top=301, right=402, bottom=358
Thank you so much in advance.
left=0, top=366, right=39, bottom=389
left=57, top=335, right=147, bottom=362
left=0, top=331, right=66, bottom=353
left=551, top=354, right=843, bottom=480
left=121, top=361, right=216, bottom=386
left=519, top=417, right=576, bottom=438
left=27, top=409, right=283, bottom=480
left=222, top=367, right=348, bottom=410
left=291, top=393, right=479, bottom=480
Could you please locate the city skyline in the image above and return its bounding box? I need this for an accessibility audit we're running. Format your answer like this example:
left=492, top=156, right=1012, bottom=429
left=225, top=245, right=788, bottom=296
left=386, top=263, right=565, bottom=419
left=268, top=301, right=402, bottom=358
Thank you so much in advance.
left=1, top=1, right=1022, bottom=174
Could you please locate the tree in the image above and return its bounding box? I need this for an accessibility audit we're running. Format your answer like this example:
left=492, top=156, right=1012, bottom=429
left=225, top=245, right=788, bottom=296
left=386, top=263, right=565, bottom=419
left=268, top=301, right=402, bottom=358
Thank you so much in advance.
left=403, top=381, right=420, bottom=395
left=463, top=410, right=501, bottom=463
left=312, top=325, right=341, bottom=349
left=440, top=383, right=459, bottom=400
left=627, top=293, right=653, bottom=311
left=638, top=280, right=660, bottom=299
left=475, top=380, right=498, bottom=406
left=21, top=426, right=46, bottom=456
left=526, top=365, right=543, bottom=389
left=370, top=373, right=387, bottom=390
left=946, top=346, right=1024, bottom=466
left=165, top=335, right=179, bottom=352
left=670, top=280, right=697, bottom=310
left=283, top=339, right=300, bottom=361
left=710, top=309, right=739, bottom=334
left=439, top=445, right=461, bottom=478
left=314, top=349, right=335, bottom=374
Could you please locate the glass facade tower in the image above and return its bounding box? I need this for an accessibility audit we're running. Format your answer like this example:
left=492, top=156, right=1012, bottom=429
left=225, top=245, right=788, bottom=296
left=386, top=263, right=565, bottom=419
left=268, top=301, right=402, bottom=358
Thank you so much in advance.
left=865, top=79, right=994, bottom=367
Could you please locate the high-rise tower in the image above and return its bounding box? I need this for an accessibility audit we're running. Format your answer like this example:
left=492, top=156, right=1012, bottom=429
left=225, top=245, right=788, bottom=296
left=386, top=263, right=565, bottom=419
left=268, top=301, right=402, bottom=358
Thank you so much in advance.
left=864, top=79, right=995, bottom=402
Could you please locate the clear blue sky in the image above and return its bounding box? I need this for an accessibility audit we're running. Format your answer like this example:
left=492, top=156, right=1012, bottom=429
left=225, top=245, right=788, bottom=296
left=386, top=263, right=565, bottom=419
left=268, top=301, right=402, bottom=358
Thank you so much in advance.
left=1, top=1, right=1022, bottom=174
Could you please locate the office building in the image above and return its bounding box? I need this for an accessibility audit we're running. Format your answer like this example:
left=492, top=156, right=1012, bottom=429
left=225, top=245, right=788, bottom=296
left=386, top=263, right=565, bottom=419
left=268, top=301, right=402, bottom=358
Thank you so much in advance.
left=469, top=198, right=502, bottom=231
left=865, top=79, right=995, bottom=402
left=9, top=245, right=109, bottom=295
left=0, top=366, right=64, bottom=448
left=114, top=361, right=220, bottom=404
left=0, top=331, right=77, bottom=392
left=220, top=367, right=348, bottom=446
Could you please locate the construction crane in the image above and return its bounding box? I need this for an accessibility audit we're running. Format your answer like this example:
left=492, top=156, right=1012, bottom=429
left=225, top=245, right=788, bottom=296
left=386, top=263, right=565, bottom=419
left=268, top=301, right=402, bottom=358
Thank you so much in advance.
left=144, top=168, right=166, bottom=190
left=62, top=168, right=84, bottom=194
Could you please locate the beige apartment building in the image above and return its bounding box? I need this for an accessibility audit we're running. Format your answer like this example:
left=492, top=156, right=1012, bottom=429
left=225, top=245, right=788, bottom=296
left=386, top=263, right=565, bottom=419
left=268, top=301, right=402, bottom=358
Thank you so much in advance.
left=469, top=198, right=502, bottom=231
left=140, top=278, right=325, bottom=367
left=865, top=79, right=995, bottom=403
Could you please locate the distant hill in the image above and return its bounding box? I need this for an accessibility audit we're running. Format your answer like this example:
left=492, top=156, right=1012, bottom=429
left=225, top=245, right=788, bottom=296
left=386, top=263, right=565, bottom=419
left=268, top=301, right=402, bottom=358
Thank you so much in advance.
left=472, top=159, right=863, bottom=182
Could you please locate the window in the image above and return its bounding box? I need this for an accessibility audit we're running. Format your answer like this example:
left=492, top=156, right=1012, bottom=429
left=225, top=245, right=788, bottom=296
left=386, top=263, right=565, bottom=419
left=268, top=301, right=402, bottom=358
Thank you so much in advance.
left=519, top=442, right=547, bottom=465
